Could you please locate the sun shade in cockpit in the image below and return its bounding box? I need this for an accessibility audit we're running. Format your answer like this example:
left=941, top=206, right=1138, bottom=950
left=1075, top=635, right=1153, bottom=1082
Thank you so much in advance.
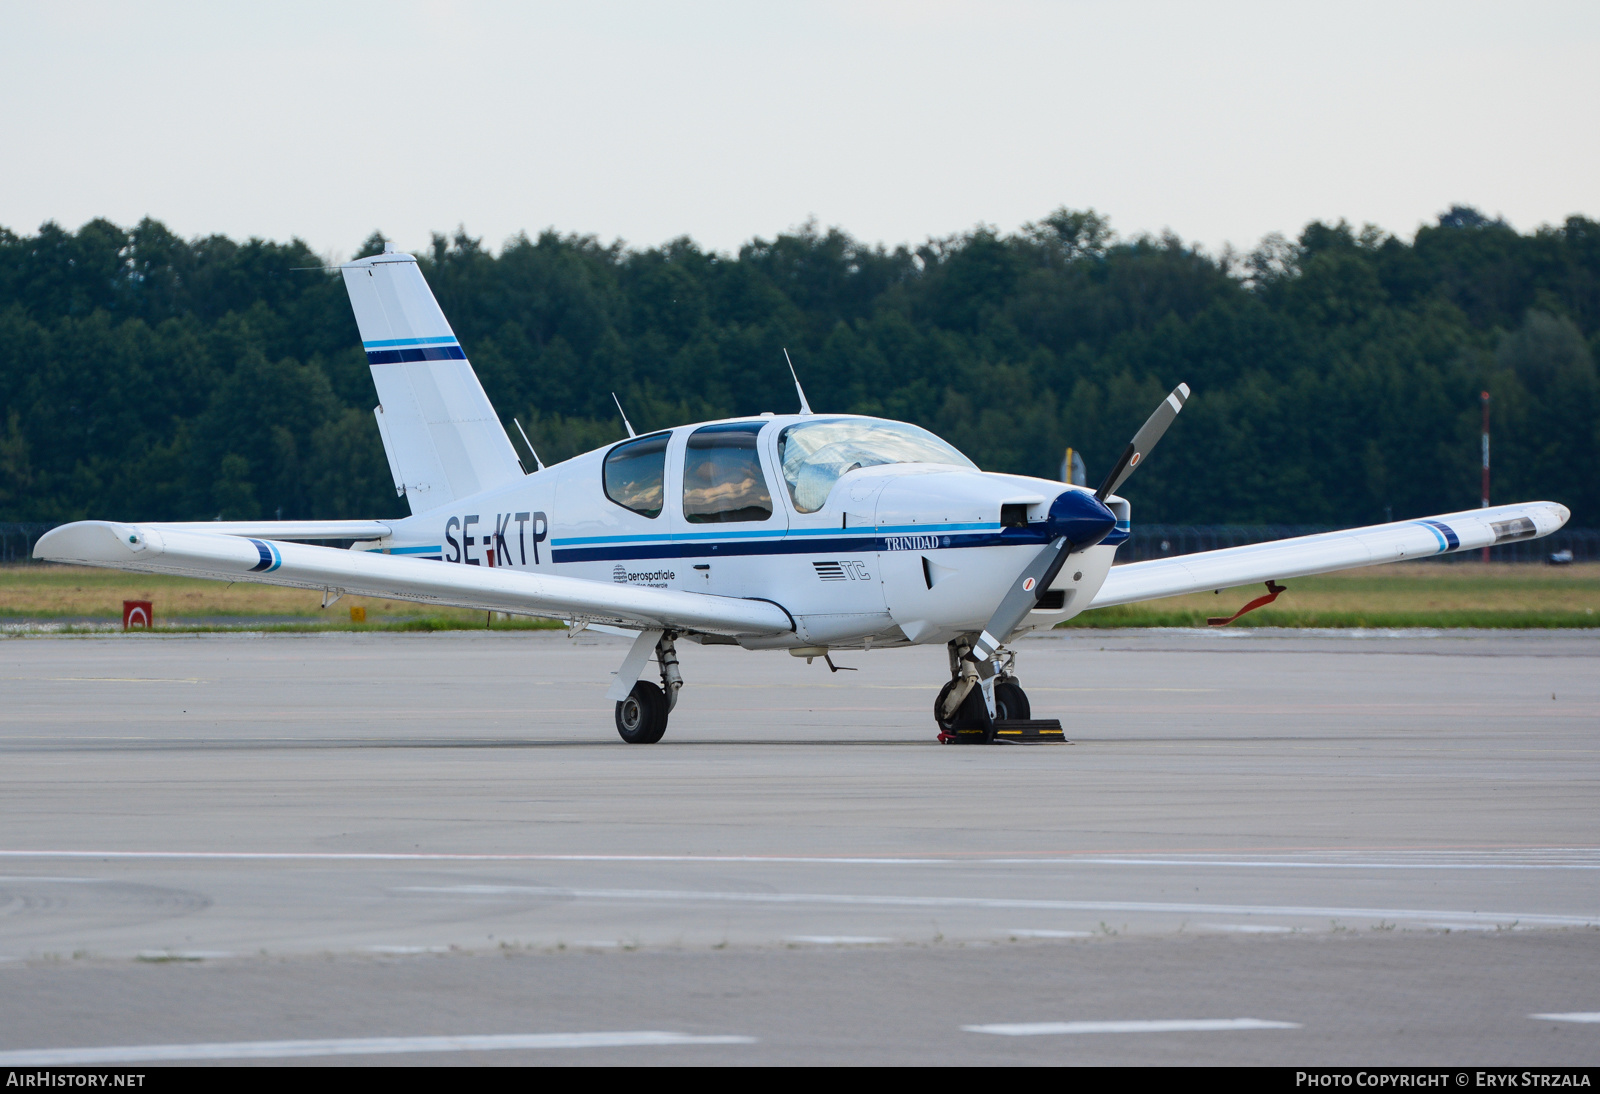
left=777, top=419, right=976, bottom=513
left=683, top=422, right=774, bottom=524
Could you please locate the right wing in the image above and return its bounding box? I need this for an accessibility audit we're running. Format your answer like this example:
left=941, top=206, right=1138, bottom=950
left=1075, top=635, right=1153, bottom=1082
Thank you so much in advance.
left=1091, top=501, right=1570, bottom=608
left=33, top=521, right=793, bottom=638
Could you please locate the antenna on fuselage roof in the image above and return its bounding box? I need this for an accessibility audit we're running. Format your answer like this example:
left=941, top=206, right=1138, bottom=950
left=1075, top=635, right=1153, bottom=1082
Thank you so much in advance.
left=783, top=349, right=814, bottom=415
left=612, top=393, right=637, bottom=438
left=512, top=417, right=545, bottom=472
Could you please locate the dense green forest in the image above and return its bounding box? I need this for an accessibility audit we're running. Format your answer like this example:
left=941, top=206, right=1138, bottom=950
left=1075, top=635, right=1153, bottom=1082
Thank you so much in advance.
left=0, top=207, right=1595, bottom=526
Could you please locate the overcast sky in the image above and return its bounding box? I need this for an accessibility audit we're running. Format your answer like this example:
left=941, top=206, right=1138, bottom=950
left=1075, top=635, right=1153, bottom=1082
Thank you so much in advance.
left=3, top=0, right=1596, bottom=260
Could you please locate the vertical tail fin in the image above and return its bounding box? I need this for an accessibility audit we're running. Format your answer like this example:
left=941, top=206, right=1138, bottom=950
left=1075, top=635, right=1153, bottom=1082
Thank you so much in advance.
left=341, top=252, right=523, bottom=512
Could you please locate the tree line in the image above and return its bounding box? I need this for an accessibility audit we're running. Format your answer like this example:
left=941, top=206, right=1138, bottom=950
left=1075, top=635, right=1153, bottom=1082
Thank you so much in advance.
left=0, top=205, right=1594, bottom=526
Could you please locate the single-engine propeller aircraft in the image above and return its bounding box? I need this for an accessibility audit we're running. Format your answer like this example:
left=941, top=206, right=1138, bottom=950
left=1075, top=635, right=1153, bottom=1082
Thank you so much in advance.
left=36, top=251, right=1571, bottom=743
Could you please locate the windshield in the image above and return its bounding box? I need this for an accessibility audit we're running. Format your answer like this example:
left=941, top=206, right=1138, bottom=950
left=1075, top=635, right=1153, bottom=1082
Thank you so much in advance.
left=776, top=418, right=975, bottom=513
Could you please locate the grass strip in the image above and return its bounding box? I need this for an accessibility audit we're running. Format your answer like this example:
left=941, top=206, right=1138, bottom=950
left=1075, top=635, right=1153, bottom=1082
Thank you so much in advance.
left=2, top=561, right=1597, bottom=633
left=1063, top=606, right=1600, bottom=629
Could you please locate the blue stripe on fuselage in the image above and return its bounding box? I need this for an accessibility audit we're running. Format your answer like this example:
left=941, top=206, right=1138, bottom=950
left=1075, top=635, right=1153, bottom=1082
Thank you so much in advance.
left=551, top=525, right=1107, bottom=563
left=385, top=521, right=1132, bottom=566
left=550, top=521, right=1001, bottom=547
left=365, top=544, right=444, bottom=556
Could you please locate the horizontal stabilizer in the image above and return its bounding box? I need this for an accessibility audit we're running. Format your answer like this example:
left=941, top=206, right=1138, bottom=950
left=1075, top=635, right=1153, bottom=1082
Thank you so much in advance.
left=34, top=522, right=793, bottom=638
left=141, top=521, right=393, bottom=541
left=341, top=253, right=523, bottom=512
left=1091, top=502, right=1570, bottom=608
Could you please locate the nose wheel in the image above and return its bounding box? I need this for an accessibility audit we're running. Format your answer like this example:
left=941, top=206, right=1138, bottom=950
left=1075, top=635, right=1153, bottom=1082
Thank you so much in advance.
left=936, top=638, right=1038, bottom=743
left=934, top=678, right=987, bottom=741
left=994, top=679, right=1030, bottom=720
left=934, top=679, right=1032, bottom=742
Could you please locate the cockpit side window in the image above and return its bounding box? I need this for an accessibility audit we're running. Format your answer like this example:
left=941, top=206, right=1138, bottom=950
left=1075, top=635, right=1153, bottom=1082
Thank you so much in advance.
left=683, top=422, right=774, bottom=524
left=603, top=432, right=669, bottom=518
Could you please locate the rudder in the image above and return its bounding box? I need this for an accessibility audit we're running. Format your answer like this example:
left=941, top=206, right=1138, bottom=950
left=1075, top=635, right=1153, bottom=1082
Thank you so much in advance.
left=341, top=252, right=523, bottom=512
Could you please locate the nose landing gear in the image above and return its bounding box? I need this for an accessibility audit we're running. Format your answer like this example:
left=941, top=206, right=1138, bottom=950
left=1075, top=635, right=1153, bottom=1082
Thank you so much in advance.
left=934, top=638, right=1062, bottom=744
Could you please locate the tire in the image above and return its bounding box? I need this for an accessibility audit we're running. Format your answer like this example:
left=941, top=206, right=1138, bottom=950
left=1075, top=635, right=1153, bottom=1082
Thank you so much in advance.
left=615, top=680, right=669, bottom=744
left=994, top=680, right=1031, bottom=721
left=934, top=680, right=967, bottom=734
left=934, top=679, right=995, bottom=741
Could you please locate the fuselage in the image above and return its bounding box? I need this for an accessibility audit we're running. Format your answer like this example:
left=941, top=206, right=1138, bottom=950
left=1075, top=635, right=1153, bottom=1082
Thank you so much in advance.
left=354, top=413, right=1128, bottom=650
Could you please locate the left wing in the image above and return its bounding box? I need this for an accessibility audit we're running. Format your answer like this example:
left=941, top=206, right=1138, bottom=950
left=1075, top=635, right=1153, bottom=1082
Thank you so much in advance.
left=1091, top=501, right=1569, bottom=608
left=33, top=521, right=793, bottom=638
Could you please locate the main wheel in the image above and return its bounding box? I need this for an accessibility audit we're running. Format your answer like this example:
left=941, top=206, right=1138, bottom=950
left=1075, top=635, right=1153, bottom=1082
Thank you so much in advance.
left=994, top=680, right=1031, bottom=721
left=934, top=679, right=995, bottom=742
left=615, top=680, right=669, bottom=744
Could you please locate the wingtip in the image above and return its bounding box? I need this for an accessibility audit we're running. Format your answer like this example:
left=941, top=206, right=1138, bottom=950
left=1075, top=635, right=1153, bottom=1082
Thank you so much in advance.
left=33, top=521, right=159, bottom=564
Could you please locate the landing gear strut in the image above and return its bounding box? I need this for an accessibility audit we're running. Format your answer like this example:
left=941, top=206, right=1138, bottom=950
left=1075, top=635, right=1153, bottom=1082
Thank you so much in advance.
left=614, top=632, right=682, bottom=744
left=934, top=639, right=1032, bottom=743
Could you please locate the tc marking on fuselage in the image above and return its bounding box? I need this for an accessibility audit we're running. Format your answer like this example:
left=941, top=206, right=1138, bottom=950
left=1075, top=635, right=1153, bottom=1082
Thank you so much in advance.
left=813, top=560, right=872, bottom=581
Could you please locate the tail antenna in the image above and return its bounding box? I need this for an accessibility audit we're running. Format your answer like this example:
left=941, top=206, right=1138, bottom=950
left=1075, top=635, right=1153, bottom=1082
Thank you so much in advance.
left=612, top=393, right=637, bottom=438
left=513, top=417, right=546, bottom=472
left=783, top=349, right=814, bottom=415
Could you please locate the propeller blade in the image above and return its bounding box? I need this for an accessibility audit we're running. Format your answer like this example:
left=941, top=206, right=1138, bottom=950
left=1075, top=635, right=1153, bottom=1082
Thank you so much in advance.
left=970, top=490, right=1115, bottom=661
left=1094, top=383, right=1190, bottom=502
left=972, top=386, right=1189, bottom=662
left=970, top=539, right=1067, bottom=661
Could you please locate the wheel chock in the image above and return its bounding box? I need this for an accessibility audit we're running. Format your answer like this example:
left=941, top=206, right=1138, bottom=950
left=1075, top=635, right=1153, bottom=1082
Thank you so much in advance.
left=938, top=719, right=1069, bottom=745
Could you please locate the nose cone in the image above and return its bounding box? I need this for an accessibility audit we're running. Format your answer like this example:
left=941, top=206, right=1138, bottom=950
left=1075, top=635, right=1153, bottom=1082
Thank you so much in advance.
left=1047, top=489, right=1116, bottom=548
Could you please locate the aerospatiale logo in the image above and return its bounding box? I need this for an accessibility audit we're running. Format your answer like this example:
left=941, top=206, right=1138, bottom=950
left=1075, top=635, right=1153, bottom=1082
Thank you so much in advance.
left=613, top=564, right=675, bottom=588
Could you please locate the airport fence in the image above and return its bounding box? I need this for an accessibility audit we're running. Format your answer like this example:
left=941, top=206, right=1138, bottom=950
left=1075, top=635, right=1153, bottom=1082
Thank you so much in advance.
left=0, top=523, right=59, bottom=563
left=1118, top=524, right=1600, bottom=564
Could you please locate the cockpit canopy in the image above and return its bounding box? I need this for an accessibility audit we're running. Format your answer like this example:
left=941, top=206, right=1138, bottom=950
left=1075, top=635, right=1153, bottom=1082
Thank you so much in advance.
left=776, top=418, right=976, bottom=513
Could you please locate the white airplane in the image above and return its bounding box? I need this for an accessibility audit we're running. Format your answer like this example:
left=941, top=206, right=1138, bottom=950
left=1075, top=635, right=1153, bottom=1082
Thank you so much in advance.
left=36, top=250, right=1571, bottom=744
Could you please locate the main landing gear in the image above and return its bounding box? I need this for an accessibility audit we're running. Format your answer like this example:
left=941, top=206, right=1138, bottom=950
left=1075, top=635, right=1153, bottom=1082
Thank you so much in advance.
left=615, top=631, right=683, bottom=744
left=935, top=637, right=1062, bottom=744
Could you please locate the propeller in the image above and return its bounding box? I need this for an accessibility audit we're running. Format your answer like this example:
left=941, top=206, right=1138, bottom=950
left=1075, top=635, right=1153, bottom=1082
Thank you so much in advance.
left=969, top=382, right=1190, bottom=661
left=1095, top=383, right=1190, bottom=502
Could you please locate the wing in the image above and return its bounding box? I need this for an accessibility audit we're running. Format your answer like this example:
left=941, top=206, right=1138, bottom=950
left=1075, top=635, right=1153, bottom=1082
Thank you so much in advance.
left=1090, top=501, right=1570, bottom=608
left=33, top=521, right=793, bottom=638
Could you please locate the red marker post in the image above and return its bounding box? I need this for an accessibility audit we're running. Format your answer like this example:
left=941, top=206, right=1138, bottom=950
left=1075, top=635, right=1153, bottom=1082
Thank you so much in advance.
left=1481, top=391, right=1491, bottom=563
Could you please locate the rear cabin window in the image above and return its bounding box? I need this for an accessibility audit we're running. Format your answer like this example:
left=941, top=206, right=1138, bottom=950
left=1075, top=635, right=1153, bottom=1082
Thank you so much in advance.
left=603, top=433, right=669, bottom=518
left=683, top=422, right=774, bottom=523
